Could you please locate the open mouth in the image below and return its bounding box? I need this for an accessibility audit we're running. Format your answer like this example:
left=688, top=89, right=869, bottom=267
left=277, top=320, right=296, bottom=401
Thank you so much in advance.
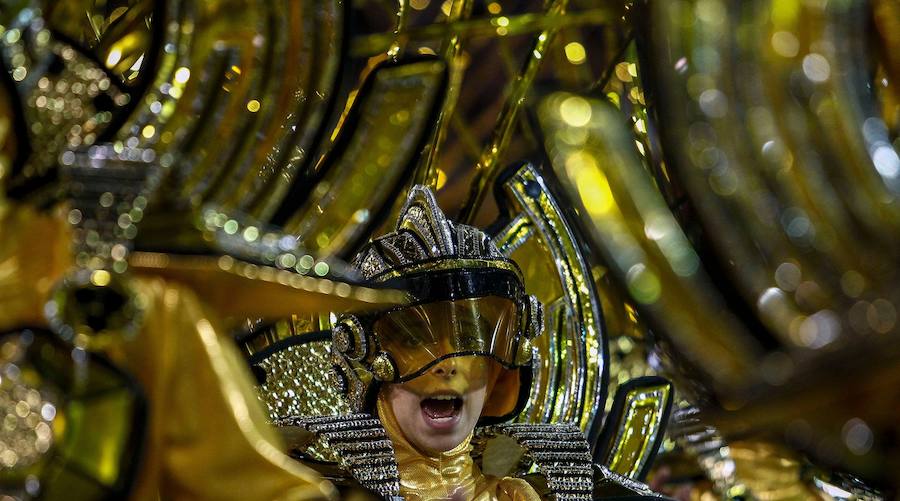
left=420, top=394, right=463, bottom=429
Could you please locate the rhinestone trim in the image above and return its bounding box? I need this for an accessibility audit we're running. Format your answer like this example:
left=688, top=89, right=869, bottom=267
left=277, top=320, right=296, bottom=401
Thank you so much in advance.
left=278, top=414, right=401, bottom=498
left=475, top=423, right=594, bottom=501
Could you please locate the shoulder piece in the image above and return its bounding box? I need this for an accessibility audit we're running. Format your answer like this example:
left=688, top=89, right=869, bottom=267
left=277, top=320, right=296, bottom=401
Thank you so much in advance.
left=278, top=413, right=401, bottom=499
left=474, top=423, right=669, bottom=500
left=474, top=423, right=594, bottom=501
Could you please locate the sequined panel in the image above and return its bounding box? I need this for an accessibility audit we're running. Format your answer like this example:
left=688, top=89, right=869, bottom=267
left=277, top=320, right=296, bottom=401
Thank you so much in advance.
left=398, top=204, right=440, bottom=253
left=256, top=341, right=350, bottom=420
left=1, top=11, right=130, bottom=201
left=392, top=232, right=429, bottom=264
left=255, top=340, right=350, bottom=462
left=474, top=423, right=594, bottom=501
left=277, top=413, right=400, bottom=498
left=355, top=248, right=389, bottom=280
left=0, top=341, right=57, bottom=471
left=358, top=186, right=510, bottom=278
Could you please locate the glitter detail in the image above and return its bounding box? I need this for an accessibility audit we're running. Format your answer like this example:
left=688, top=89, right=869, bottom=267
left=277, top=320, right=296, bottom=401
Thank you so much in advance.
left=0, top=337, right=57, bottom=470
left=474, top=423, right=594, bottom=501
left=255, top=341, right=351, bottom=462
left=277, top=414, right=400, bottom=498
left=370, top=353, right=396, bottom=382
left=2, top=13, right=130, bottom=195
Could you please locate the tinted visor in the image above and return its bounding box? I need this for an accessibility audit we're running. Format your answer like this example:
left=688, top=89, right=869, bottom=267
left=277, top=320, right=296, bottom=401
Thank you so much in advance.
left=373, top=296, right=520, bottom=381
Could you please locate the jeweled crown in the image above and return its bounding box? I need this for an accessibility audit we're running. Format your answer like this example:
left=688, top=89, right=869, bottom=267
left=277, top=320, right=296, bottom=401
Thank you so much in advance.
left=351, top=185, right=503, bottom=281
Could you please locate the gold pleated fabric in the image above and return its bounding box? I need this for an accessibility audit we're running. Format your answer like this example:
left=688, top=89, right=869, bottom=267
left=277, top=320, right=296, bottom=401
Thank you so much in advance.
left=0, top=203, right=73, bottom=332
left=0, top=201, right=336, bottom=501
left=376, top=394, right=540, bottom=501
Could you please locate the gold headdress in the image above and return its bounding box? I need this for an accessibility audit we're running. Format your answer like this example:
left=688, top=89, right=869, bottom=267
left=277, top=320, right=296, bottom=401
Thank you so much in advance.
left=331, top=186, right=544, bottom=422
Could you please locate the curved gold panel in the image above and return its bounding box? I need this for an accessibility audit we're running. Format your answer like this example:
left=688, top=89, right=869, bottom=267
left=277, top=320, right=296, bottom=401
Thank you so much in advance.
left=105, top=0, right=345, bottom=219
left=282, top=58, right=448, bottom=257
left=493, top=163, right=607, bottom=443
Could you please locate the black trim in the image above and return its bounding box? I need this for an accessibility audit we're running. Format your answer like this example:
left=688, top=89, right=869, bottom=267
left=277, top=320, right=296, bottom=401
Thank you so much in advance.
left=247, top=329, right=332, bottom=366
left=0, top=43, right=32, bottom=199
left=378, top=266, right=525, bottom=307
left=337, top=55, right=449, bottom=260
left=593, top=376, right=673, bottom=481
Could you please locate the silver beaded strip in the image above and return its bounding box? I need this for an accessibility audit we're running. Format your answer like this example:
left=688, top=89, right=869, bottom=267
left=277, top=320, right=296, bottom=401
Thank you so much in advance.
left=594, top=464, right=664, bottom=497
left=277, top=414, right=401, bottom=499
left=476, top=422, right=594, bottom=501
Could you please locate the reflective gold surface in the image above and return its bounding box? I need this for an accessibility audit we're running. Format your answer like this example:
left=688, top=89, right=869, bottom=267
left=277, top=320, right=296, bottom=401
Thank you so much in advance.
left=0, top=198, right=337, bottom=499
left=121, top=277, right=336, bottom=500
left=602, top=380, right=671, bottom=480
left=284, top=59, right=448, bottom=256
left=3, top=0, right=900, bottom=496
left=0, top=203, right=72, bottom=332
left=495, top=164, right=606, bottom=441
left=45, top=0, right=156, bottom=84
left=641, top=0, right=900, bottom=485
left=538, top=91, right=761, bottom=391
left=129, top=252, right=408, bottom=319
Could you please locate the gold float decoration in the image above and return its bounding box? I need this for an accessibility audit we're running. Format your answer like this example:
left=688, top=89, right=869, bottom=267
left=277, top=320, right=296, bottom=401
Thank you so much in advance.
left=1, top=0, right=899, bottom=497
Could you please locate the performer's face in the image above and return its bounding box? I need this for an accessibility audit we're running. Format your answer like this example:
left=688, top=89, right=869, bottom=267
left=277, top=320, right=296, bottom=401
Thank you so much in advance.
left=383, top=356, right=491, bottom=454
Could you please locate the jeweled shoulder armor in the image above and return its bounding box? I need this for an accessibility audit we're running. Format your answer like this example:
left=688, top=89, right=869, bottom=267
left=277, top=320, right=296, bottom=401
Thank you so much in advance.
left=278, top=413, right=666, bottom=501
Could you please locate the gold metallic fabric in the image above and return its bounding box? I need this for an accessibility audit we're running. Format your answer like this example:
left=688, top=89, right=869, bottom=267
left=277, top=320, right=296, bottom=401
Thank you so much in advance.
left=376, top=395, right=540, bottom=501
left=0, top=202, right=72, bottom=332
left=122, top=278, right=336, bottom=501
left=0, top=200, right=336, bottom=500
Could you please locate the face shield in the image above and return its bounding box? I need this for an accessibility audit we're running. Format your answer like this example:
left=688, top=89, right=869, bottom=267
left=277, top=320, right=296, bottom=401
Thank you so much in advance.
left=373, top=295, right=521, bottom=382
left=331, top=262, right=539, bottom=421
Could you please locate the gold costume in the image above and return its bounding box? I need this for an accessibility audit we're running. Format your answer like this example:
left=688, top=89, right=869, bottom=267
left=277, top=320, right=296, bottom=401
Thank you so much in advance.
left=376, top=395, right=540, bottom=501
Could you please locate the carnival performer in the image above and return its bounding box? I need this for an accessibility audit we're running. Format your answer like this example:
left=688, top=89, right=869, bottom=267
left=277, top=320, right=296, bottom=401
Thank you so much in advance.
left=282, top=186, right=661, bottom=501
